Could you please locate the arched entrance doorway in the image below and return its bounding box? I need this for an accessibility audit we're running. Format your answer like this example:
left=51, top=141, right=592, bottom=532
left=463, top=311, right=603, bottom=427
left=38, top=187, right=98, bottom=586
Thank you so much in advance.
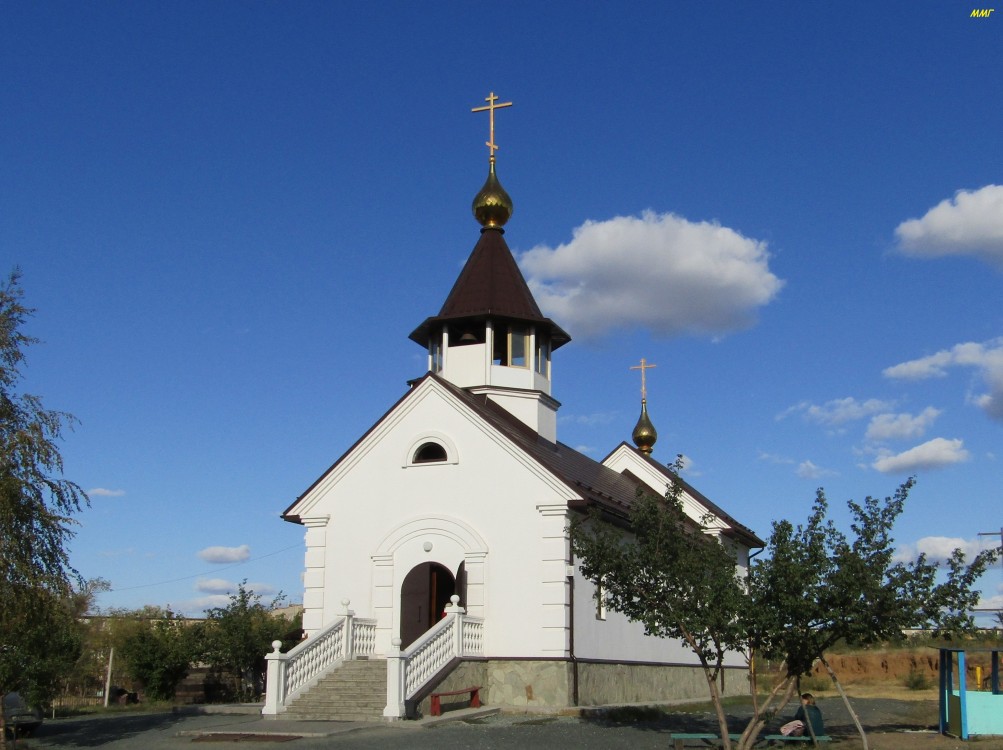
left=399, top=562, right=466, bottom=649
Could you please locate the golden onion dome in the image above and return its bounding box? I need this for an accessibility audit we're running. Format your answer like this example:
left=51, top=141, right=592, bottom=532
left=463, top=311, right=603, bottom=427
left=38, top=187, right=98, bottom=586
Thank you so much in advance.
left=632, top=399, right=658, bottom=455
left=472, top=156, right=513, bottom=228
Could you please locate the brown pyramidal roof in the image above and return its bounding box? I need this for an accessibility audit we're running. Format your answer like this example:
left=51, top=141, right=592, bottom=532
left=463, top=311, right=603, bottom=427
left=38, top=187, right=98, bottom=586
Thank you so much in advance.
left=409, top=227, right=570, bottom=348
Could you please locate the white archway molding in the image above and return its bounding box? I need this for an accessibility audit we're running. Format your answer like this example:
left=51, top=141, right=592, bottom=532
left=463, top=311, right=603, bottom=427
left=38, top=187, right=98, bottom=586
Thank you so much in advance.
left=374, top=513, right=488, bottom=557
left=371, top=514, right=489, bottom=650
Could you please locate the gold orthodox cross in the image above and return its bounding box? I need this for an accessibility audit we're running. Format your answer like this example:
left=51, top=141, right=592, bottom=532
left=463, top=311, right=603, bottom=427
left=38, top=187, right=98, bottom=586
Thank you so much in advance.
left=471, top=91, right=513, bottom=157
left=630, top=358, right=657, bottom=400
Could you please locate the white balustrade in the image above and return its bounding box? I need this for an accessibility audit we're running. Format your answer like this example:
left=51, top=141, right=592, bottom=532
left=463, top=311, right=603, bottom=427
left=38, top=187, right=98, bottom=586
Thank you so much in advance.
left=263, top=599, right=378, bottom=715
left=383, top=595, right=484, bottom=720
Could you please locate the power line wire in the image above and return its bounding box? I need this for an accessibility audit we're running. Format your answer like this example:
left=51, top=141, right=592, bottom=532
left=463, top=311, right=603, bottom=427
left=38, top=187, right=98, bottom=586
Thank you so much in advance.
left=108, top=544, right=300, bottom=592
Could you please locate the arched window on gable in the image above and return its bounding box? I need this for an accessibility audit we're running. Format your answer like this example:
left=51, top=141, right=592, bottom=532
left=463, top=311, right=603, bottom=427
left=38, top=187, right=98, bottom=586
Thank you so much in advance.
left=404, top=433, right=458, bottom=468
left=412, top=442, right=448, bottom=464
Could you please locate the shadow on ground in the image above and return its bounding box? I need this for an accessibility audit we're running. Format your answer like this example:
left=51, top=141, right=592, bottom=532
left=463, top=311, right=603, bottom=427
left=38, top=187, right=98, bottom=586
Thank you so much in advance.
left=21, top=711, right=190, bottom=747
left=579, top=697, right=940, bottom=738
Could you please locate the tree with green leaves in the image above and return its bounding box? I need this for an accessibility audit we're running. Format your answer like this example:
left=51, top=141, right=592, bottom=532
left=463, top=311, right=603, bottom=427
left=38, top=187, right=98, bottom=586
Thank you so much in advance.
left=117, top=609, right=196, bottom=702
left=0, top=269, right=89, bottom=740
left=571, top=457, right=749, bottom=742
left=744, top=480, right=999, bottom=750
left=200, top=582, right=295, bottom=701
left=573, top=461, right=1000, bottom=750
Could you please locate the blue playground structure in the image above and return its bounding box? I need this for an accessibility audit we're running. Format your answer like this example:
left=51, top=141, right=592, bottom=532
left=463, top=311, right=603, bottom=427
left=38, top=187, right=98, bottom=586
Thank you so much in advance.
left=939, top=646, right=1003, bottom=739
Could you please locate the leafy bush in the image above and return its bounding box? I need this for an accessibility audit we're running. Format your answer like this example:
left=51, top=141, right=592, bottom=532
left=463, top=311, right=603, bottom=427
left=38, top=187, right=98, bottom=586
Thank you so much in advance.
left=118, top=612, right=195, bottom=701
left=904, top=668, right=929, bottom=690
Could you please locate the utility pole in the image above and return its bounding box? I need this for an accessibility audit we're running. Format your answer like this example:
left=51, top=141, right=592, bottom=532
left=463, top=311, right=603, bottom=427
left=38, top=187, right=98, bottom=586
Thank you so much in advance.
left=103, top=647, right=114, bottom=708
left=977, top=526, right=1003, bottom=566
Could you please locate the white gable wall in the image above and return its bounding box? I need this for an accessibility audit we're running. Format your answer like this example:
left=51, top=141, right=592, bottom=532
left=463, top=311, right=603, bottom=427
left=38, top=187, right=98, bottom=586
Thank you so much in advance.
left=287, top=378, right=577, bottom=658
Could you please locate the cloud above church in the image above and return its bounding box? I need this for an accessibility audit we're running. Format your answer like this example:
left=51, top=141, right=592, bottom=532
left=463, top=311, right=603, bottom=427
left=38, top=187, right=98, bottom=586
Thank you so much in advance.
left=197, top=544, right=251, bottom=563
left=88, top=487, right=126, bottom=497
left=196, top=578, right=234, bottom=594
left=865, top=407, right=941, bottom=441
left=518, top=211, right=784, bottom=339
left=894, top=185, right=1003, bottom=269
left=893, top=535, right=995, bottom=564
left=883, top=338, right=1003, bottom=422
left=870, top=437, right=970, bottom=474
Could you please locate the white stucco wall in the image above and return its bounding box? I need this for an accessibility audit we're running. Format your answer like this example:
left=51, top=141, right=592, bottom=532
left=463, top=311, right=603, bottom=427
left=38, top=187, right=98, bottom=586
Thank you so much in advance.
left=288, top=378, right=578, bottom=659
left=287, top=378, right=753, bottom=672
left=571, top=570, right=747, bottom=667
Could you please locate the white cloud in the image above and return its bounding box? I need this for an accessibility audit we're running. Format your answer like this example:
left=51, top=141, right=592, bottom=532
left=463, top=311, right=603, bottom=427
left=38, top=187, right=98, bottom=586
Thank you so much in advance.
left=196, top=578, right=235, bottom=594
left=197, top=544, right=251, bottom=564
left=248, top=582, right=279, bottom=596
left=89, top=487, right=126, bottom=497
left=758, top=451, right=795, bottom=465
left=182, top=595, right=232, bottom=612
left=795, top=460, right=837, bottom=480
left=884, top=338, right=1003, bottom=422
left=559, top=411, right=619, bottom=426
left=894, top=535, right=997, bottom=564
left=194, top=578, right=277, bottom=598
left=99, top=547, right=136, bottom=558
left=978, top=593, right=1003, bottom=611
left=871, top=437, right=970, bottom=474
left=895, top=185, right=1003, bottom=268
left=519, top=211, right=783, bottom=339
left=678, top=454, right=695, bottom=472
left=865, top=407, right=941, bottom=441
left=780, top=397, right=893, bottom=427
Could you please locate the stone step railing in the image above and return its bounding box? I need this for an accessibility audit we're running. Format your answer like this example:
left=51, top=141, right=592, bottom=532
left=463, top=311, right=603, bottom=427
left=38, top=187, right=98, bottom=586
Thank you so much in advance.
left=262, top=600, right=377, bottom=715
left=383, top=595, right=484, bottom=719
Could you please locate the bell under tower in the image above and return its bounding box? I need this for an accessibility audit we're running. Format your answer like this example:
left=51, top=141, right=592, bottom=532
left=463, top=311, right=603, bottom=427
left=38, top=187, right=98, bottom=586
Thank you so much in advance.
left=408, top=93, right=570, bottom=442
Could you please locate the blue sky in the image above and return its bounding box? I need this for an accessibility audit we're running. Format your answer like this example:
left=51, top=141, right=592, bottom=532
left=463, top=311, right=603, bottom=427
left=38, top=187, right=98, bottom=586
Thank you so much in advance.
left=3, top=1, right=1001, bottom=620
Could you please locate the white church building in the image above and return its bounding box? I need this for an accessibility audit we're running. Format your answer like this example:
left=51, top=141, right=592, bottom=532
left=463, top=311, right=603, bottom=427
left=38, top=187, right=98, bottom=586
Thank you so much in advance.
left=263, top=98, right=763, bottom=720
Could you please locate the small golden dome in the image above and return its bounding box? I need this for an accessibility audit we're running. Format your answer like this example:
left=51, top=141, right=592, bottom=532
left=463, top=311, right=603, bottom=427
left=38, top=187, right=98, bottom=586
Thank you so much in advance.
left=632, top=399, right=657, bottom=455
left=472, top=156, right=513, bottom=228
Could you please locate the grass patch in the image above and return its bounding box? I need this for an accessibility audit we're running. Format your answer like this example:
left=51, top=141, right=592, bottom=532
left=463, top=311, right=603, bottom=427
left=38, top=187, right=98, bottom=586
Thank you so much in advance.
left=904, top=669, right=930, bottom=691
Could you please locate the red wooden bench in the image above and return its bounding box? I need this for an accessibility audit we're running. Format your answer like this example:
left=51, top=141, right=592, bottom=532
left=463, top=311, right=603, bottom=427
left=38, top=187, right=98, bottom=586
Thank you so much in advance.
left=429, top=685, right=481, bottom=716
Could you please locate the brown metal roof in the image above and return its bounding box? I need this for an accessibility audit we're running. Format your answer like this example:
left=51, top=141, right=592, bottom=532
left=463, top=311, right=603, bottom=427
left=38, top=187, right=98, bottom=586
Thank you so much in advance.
left=409, top=227, right=571, bottom=348
left=436, top=378, right=763, bottom=549
left=601, top=441, right=765, bottom=548
left=284, top=373, right=763, bottom=550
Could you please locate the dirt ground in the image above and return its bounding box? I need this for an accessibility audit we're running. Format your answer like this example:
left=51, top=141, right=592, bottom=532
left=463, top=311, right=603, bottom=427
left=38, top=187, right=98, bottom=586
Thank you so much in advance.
left=13, top=650, right=1002, bottom=749
left=651, top=687, right=1003, bottom=750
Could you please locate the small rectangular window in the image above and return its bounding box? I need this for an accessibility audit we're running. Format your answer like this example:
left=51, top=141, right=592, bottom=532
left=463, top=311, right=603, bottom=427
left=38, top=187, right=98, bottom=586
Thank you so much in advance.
left=509, top=325, right=527, bottom=367
left=535, top=336, right=550, bottom=376
left=430, top=340, right=443, bottom=373
left=492, top=326, right=504, bottom=365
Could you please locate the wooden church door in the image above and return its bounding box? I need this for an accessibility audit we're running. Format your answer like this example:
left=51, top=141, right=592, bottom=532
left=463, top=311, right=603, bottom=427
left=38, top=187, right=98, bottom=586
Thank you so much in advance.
left=399, top=561, right=466, bottom=649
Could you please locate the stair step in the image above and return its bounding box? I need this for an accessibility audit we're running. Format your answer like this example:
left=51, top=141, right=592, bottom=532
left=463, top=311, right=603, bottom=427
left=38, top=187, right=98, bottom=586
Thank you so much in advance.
left=285, top=658, right=388, bottom=721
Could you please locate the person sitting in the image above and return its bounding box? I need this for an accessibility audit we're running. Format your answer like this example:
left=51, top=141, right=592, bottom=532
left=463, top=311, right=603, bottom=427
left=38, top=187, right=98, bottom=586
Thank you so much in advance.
left=780, top=693, right=824, bottom=737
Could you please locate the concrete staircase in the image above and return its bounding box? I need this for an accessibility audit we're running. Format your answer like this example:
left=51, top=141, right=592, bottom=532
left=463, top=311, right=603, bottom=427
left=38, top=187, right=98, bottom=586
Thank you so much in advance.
left=283, top=658, right=387, bottom=721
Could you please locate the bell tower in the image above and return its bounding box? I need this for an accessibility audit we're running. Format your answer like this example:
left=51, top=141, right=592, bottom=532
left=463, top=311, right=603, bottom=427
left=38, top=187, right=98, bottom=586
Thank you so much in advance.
left=408, top=93, right=570, bottom=442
